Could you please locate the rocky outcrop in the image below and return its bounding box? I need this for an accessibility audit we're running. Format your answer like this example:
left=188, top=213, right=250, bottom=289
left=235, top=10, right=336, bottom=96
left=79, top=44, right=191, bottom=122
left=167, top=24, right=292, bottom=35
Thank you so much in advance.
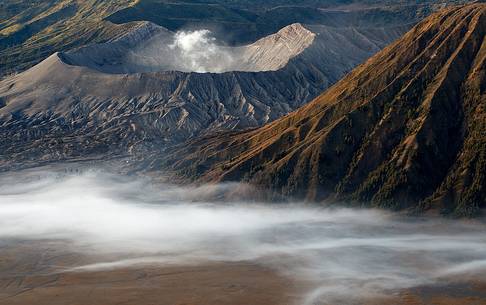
left=163, top=4, right=486, bottom=216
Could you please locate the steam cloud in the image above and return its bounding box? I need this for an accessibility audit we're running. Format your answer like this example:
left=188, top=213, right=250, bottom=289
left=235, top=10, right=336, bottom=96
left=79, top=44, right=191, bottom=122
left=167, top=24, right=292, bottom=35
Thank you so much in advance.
left=1, top=168, right=486, bottom=304
left=120, top=26, right=301, bottom=73
left=124, top=29, right=236, bottom=73
left=168, top=30, right=235, bottom=73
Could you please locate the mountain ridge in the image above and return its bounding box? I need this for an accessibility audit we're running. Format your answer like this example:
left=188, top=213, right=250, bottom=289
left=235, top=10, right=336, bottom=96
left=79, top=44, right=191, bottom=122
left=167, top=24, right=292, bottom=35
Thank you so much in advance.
left=0, top=0, right=465, bottom=77
left=60, top=22, right=316, bottom=74
left=162, top=3, right=486, bottom=216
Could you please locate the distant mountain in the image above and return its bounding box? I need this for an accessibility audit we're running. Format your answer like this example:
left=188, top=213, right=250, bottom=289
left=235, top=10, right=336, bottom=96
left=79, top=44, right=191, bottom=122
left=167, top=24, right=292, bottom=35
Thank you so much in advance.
left=0, top=0, right=464, bottom=77
left=163, top=3, right=486, bottom=216
left=105, top=0, right=434, bottom=44
left=0, top=0, right=138, bottom=76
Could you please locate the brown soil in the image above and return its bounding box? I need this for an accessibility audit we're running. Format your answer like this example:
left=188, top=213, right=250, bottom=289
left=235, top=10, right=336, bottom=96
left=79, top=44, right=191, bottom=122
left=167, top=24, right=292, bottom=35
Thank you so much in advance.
left=0, top=240, right=303, bottom=305
left=1, top=240, right=486, bottom=305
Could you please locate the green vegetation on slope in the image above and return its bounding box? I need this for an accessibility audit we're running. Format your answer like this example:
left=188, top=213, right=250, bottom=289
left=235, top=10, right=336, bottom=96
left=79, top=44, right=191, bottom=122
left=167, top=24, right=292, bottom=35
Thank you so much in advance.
left=0, top=0, right=137, bottom=76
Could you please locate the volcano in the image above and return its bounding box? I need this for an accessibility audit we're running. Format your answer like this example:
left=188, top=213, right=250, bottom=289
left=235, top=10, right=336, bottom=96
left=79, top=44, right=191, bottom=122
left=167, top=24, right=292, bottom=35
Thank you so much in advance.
left=0, top=20, right=407, bottom=169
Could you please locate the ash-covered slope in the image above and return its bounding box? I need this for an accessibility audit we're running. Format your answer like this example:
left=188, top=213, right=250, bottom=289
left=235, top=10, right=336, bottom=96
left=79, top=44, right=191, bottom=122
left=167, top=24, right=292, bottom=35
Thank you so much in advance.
left=164, top=4, right=486, bottom=216
left=0, top=21, right=405, bottom=168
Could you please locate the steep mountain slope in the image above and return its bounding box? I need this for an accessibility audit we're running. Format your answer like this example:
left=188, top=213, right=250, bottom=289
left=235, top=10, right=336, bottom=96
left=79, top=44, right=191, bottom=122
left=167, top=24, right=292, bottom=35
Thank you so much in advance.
left=0, top=22, right=407, bottom=169
left=164, top=3, right=486, bottom=216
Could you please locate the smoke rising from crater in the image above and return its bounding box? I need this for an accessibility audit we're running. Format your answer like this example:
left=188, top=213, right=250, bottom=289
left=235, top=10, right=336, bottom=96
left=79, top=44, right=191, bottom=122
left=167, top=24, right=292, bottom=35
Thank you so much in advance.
left=1, top=169, right=486, bottom=304
left=127, top=29, right=237, bottom=73
left=65, top=24, right=314, bottom=74
left=168, top=29, right=235, bottom=73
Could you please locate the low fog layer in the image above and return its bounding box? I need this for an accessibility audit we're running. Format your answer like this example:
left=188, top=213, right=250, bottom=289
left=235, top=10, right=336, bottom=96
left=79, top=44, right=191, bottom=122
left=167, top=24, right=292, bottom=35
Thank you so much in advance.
left=1, top=169, right=486, bottom=304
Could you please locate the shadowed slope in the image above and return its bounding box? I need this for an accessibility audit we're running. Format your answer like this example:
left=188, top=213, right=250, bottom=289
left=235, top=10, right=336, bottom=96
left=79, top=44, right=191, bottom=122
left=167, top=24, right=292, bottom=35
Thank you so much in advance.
left=164, top=3, right=486, bottom=216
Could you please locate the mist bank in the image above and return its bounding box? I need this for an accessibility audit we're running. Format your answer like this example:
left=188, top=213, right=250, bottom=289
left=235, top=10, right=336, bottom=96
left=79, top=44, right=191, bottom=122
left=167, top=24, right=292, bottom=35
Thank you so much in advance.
left=0, top=168, right=486, bottom=304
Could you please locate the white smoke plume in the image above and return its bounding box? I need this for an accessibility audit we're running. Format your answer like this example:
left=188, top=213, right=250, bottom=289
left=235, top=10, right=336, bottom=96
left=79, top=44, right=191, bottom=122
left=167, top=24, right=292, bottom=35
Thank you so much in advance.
left=122, top=28, right=236, bottom=73
left=1, top=168, right=486, bottom=304
left=168, top=29, right=235, bottom=73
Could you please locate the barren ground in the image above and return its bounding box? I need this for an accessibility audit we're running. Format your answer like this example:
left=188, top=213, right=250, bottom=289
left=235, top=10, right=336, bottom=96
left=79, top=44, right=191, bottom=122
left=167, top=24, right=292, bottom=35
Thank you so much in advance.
left=1, top=240, right=486, bottom=305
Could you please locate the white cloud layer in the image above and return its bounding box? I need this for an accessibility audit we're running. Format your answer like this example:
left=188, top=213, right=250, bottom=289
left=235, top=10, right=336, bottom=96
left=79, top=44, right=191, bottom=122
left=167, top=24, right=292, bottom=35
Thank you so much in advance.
left=1, top=169, right=486, bottom=304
